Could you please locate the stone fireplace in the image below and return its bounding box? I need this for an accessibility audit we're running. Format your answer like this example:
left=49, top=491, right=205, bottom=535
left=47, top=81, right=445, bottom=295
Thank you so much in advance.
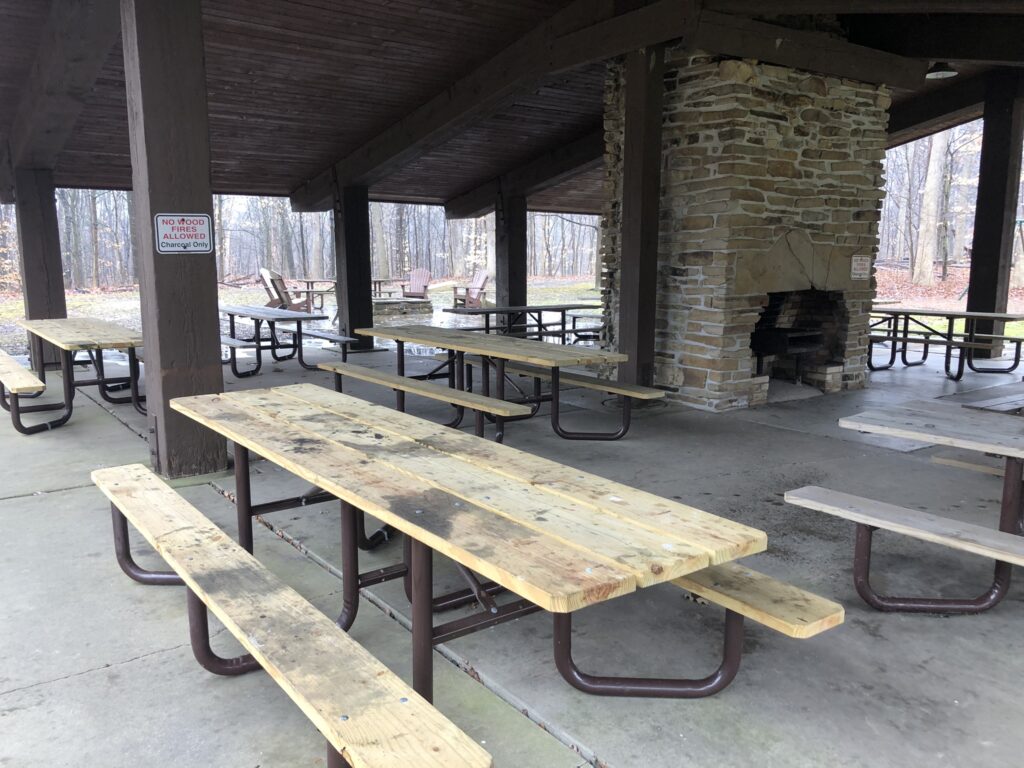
left=600, top=46, right=888, bottom=410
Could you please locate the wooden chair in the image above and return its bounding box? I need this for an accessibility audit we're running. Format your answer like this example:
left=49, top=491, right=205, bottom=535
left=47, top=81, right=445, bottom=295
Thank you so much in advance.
left=453, top=270, right=489, bottom=308
left=400, top=268, right=431, bottom=299
left=260, top=268, right=328, bottom=312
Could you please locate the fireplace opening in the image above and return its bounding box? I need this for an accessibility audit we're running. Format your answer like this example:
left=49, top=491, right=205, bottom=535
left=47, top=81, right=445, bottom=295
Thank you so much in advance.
left=750, top=289, right=847, bottom=389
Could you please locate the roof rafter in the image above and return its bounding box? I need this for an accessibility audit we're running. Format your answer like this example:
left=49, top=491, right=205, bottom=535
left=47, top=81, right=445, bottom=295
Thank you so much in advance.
left=887, top=72, right=990, bottom=147
left=444, top=129, right=604, bottom=220
left=704, top=1, right=1024, bottom=13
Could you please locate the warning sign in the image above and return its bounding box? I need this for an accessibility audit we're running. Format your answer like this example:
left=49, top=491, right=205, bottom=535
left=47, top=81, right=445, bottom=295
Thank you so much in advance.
left=154, top=214, right=213, bottom=253
left=850, top=255, right=871, bottom=280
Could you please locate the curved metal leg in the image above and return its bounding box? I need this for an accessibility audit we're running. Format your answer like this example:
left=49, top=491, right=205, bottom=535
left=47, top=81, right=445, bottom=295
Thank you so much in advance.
left=268, top=321, right=298, bottom=361
left=967, top=340, right=1023, bottom=374
left=327, top=744, right=352, bottom=768
left=853, top=456, right=1023, bottom=613
left=553, top=609, right=744, bottom=698
left=336, top=502, right=361, bottom=630
left=6, top=350, right=75, bottom=434
left=355, top=509, right=393, bottom=551
left=866, top=332, right=897, bottom=369
left=111, top=504, right=183, bottom=585
left=550, top=369, right=632, bottom=440
left=187, top=590, right=261, bottom=675
left=128, top=347, right=146, bottom=415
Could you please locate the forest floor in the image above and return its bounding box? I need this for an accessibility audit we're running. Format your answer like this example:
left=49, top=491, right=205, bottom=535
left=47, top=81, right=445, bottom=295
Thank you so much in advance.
left=0, top=277, right=600, bottom=355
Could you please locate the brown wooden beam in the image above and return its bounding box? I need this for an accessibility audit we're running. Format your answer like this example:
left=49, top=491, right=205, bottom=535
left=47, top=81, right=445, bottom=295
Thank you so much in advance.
left=333, top=184, right=374, bottom=350
left=444, top=130, right=604, bottom=220
left=290, top=0, right=700, bottom=212
left=705, top=1, right=1024, bottom=13
left=966, top=70, right=1024, bottom=348
left=846, top=15, right=1024, bottom=66
left=617, top=45, right=666, bottom=387
left=0, top=141, right=13, bottom=205
left=695, top=11, right=928, bottom=92
left=8, top=0, right=120, bottom=170
left=494, top=192, right=529, bottom=308
left=122, top=0, right=225, bottom=477
left=887, top=73, right=988, bottom=147
left=13, top=168, right=67, bottom=367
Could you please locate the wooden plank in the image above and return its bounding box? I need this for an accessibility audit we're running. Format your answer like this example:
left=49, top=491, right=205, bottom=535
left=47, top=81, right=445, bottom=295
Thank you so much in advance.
left=873, top=308, right=1024, bottom=320
left=221, top=304, right=328, bottom=322
left=122, top=0, right=226, bottom=477
left=280, top=383, right=766, bottom=565
left=319, top=361, right=532, bottom=417
left=705, top=1, right=1024, bottom=13
left=16, top=318, right=143, bottom=350
left=839, top=400, right=1024, bottom=459
left=91, top=464, right=492, bottom=768
left=887, top=72, right=987, bottom=148
left=169, top=392, right=638, bottom=612
left=931, top=448, right=1006, bottom=477
left=785, top=485, right=1024, bottom=567
left=673, top=563, right=844, bottom=639
left=222, top=388, right=715, bottom=588
left=356, top=325, right=627, bottom=367
left=0, top=350, right=44, bottom=394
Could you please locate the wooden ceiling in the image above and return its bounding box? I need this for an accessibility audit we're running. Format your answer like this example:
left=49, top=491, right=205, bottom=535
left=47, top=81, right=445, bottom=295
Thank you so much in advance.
left=3, top=1, right=1024, bottom=215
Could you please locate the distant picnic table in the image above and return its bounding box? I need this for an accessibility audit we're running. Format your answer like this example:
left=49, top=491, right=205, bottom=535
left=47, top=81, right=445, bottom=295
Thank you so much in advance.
left=444, top=303, right=601, bottom=341
left=220, top=304, right=345, bottom=377
left=869, top=307, right=1024, bottom=380
left=2, top=317, right=145, bottom=433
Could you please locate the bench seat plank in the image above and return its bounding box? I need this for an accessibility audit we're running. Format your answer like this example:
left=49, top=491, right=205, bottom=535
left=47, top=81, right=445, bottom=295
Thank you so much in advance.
left=785, top=485, right=1024, bottom=567
left=281, top=327, right=358, bottom=344
left=0, top=351, right=45, bottom=394
left=868, top=335, right=990, bottom=350
left=92, top=464, right=492, bottom=768
left=220, top=336, right=257, bottom=349
left=320, top=361, right=531, bottom=417
left=673, top=563, right=844, bottom=639
left=279, top=383, right=766, bottom=565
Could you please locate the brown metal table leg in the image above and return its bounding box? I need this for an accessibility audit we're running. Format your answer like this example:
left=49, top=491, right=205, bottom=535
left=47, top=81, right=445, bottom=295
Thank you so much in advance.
left=111, top=503, right=183, bottom=585
left=410, top=538, right=434, bottom=702
left=234, top=443, right=254, bottom=553
left=186, top=589, right=260, bottom=675
left=552, top=610, right=744, bottom=698
left=852, top=455, right=1023, bottom=613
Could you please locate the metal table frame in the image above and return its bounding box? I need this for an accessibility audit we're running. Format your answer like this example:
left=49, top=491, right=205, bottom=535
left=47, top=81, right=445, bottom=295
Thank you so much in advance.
left=220, top=305, right=330, bottom=377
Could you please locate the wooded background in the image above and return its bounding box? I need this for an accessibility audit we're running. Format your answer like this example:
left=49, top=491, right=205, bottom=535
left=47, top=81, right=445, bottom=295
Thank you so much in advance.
left=1, top=118, right=1022, bottom=294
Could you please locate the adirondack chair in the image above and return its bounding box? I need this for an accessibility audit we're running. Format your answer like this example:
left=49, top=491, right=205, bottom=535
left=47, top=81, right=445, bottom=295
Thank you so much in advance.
left=260, top=268, right=329, bottom=312
left=453, top=270, right=489, bottom=308
left=400, top=268, right=431, bottom=299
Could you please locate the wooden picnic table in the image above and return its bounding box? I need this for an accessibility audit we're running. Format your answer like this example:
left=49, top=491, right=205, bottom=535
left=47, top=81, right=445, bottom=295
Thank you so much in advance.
left=170, top=383, right=769, bottom=701
left=444, top=303, right=601, bottom=340
left=869, top=308, right=1024, bottom=380
left=357, top=324, right=633, bottom=439
left=220, top=304, right=329, bottom=376
left=15, top=317, right=146, bottom=421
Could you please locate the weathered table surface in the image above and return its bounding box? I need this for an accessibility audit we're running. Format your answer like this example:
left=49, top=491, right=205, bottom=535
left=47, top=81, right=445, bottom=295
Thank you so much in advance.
left=444, top=303, right=601, bottom=316
left=356, top=324, right=626, bottom=367
left=872, top=308, right=1024, bottom=321
left=840, top=399, right=1024, bottom=458
left=171, top=383, right=766, bottom=612
left=17, top=317, right=143, bottom=350
left=220, top=304, right=328, bottom=323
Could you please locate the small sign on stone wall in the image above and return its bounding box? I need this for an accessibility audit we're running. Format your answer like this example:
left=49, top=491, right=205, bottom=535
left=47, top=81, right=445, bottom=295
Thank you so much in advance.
left=850, top=255, right=871, bottom=281
left=154, top=214, right=213, bottom=253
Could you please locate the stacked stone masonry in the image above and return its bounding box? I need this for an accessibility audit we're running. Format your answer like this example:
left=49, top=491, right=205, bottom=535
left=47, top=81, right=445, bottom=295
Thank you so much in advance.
left=601, top=46, right=890, bottom=410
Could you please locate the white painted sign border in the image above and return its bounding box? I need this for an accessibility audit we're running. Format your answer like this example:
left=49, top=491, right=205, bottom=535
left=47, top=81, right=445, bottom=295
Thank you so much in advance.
left=154, top=213, right=213, bottom=254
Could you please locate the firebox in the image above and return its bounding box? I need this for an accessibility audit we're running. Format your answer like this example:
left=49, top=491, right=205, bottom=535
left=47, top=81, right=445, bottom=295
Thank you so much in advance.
left=750, top=290, right=848, bottom=388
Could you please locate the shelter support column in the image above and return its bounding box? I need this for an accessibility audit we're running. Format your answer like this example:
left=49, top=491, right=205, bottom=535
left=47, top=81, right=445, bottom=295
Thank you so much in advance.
left=965, top=69, right=1024, bottom=355
left=333, top=184, right=374, bottom=350
left=13, top=168, right=66, bottom=367
left=121, top=0, right=226, bottom=477
left=494, top=191, right=527, bottom=309
left=616, top=45, right=665, bottom=386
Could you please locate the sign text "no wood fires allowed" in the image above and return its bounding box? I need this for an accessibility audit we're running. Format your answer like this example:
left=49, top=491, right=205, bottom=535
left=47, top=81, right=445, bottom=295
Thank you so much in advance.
left=154, top=214, right=213, bottom=253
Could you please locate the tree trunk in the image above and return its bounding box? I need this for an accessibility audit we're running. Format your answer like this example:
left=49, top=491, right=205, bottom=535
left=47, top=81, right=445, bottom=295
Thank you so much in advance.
left=89, top=189, right=100, bottom=288
left=913, top=134, right=944, bottom=286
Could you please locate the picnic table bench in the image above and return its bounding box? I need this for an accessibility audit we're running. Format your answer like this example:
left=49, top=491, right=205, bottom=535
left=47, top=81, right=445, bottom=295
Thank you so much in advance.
left=2, top=318, right=145, bottom=433
left=171, top=383, right=842, bottom=701
left=787, top=399, right=1024, bottom=614
left=869, top=308, right=1024, bottom=380
left=359, top=325, right=662, bottom=440
left=220, top=305, right=354, bottom=377
left=318, top=360, right=530, bottom=440
left=93, top=464, right=491, bottom=768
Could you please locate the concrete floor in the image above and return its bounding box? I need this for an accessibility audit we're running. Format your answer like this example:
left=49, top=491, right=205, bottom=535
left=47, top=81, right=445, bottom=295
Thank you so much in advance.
left=1, top=344, right=1022, bottom=767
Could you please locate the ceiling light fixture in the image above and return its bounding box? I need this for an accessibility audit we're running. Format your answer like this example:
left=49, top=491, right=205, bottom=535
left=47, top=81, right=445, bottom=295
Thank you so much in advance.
left=925, top=62, right=958, bottom=80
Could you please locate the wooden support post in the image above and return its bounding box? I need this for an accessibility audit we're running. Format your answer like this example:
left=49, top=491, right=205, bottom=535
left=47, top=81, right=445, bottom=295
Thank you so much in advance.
left=617, top=45, right=665, bottom=386
left=333, top=184, right=374, bottom=350
left=13, top=168, right=66, bottom=368
left=966, top=70, right=1024, bottom=355
left=121, top=0, right=226, bottom=477
left=494, top=191, right=528, bottom=313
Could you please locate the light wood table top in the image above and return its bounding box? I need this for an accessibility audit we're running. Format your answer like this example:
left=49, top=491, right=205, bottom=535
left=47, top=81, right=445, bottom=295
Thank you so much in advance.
left=17, top=317, right=144, bottom=351
left=872, top=308, right=1024, bottom=321
left=171, top=383, right=765, bottom=612
left=840, top=399, right=1024, bottom=458
left=357, top=324, right=626, bottom=367
left=220, top=304, right=328, bottom=322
